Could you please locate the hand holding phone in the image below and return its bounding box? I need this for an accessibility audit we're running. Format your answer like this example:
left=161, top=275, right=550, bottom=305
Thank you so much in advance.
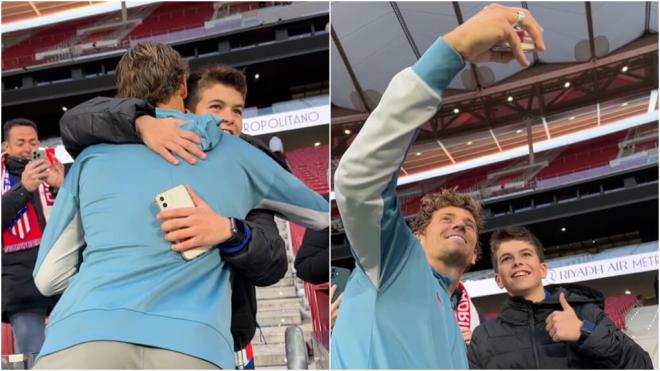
left=32, top=147, right=56, bottom=165
left=155, top=185, right=213, bottom=260
left=490, top=30, right=537, bottom=53
left=331, top=266, right=351, bottom=301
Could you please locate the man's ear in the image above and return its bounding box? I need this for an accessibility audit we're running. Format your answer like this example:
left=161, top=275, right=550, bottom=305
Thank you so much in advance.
left=180, top=75, right=188, bottom=100
left=1, top=142, right=8, bottom=153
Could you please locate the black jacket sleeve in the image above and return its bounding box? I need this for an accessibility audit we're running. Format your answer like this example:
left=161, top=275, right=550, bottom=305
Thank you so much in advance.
left=294, top=227, right=329, bottom=284
left=1, top=183, right=33, bottom=231
left=577, top=303, right=653, bottom=369
left=59, top=96, right=155, bottom=158
left=467, top=325, right=486, bottom=369
left=221, top=209, right=288, bottom=287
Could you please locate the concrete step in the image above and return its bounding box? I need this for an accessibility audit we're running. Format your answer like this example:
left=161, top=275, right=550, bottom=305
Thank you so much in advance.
left=256, top=285, right=297, bottom=300
left=253, top=343, right=286, bottom=367
left=256, top=308, right=301, bottom=327
left=258, top=297, right=302, bottom=311
left=256, top=365, right=287, bottom=370
left=271, top=276, right=294, bottom=287
left=253, top=323, right=313, bottom=345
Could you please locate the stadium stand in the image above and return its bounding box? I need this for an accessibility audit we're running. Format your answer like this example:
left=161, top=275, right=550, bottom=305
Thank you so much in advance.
left=605, top=295, right=639, bottom=330
left=3, top=14, right=107, bottom=69
left=535, top=131, right=627, bottom=179
left=126, top=2, right=214, bottom=40
left=2, top=2, right=290, bottom=72
left=625, top=305, right=659, bottom=367
left=396, top=122, right=659, bottom=219
left=287, top=145, right=329, bottom=195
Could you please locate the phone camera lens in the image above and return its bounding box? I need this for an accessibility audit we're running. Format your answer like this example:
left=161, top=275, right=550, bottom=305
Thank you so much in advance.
left=159, top=196, right=165, bottom=201
left=162, top=203, right=168, bottom=208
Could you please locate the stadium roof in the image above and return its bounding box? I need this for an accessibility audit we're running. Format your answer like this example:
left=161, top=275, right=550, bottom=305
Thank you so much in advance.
left=330, top=1, right=659, bottom=170
left=1, top=1, right=152, bottom=32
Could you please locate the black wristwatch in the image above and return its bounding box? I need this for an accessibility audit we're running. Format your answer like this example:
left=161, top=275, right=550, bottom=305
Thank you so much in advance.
left=579, top=320, right=596, bottom=342
left=223, top=217, right=246, bottom=246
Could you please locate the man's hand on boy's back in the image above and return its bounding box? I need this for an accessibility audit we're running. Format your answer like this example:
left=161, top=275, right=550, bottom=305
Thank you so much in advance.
left=135, top=115, right=207, bottom=166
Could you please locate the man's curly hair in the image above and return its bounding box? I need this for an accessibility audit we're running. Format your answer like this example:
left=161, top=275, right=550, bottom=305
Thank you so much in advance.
left=410, top=188, right=485, bottom=261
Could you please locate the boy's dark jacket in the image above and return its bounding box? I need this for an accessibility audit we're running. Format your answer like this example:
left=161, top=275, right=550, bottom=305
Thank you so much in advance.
left=468, top=284, right=653, bottom=369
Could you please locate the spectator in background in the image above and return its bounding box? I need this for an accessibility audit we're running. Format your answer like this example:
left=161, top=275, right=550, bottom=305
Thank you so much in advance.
left=2, top=118, right=62, bottom=355
left=32, top=43, right=327, bottom=369
left=59, top=64, right=293, bottom=370
left=294, top=228, right=329, bottom=284
left=268, top=135, right=288, bottom=169
left=468, top=226, right=653, bottom=369
left=294, top=195, right=330, bottom=285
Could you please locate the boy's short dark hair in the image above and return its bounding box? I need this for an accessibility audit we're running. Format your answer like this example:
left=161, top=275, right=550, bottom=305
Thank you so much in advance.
left=3, top=118, right=38, bottom=140
left=115, top=43, right=189, bottom=106
left=490, top=226, right=544, bottom=272
left=185, top=64, right=248, bottom=110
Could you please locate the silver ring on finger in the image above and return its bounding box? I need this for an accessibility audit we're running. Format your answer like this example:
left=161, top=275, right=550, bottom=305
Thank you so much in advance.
left=514, top=10, right=525, bottom=30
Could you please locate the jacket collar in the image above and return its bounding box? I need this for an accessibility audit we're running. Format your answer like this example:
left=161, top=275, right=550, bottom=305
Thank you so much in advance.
left=4, top=155, right=28, bottom=175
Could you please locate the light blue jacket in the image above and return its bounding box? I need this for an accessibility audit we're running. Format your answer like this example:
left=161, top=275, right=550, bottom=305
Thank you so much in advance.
left=331, top=38, right=468, bottom=369
left=34, top=110, right=328, bottom=369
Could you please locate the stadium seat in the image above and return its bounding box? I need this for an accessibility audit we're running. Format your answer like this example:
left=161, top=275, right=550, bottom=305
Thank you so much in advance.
left=287, top=145, right=329, bottom=195
left=536, top=132, right=626, bottom=180
left=126, top=2, right=214, bottom=41
left=604, top=294, right=639, bottom=330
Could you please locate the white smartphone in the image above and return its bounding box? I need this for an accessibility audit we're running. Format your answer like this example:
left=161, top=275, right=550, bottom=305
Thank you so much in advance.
left=155, top=185, right=212, bottom=261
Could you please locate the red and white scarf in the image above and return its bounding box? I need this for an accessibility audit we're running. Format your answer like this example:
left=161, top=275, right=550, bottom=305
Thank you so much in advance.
left=454, top=282, right=480, bottom=331
left=1, top=153, right=55, bottom=253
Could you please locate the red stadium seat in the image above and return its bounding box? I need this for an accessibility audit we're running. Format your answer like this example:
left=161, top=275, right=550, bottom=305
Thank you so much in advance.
left=1, top=323, right=15, bottom=356
left=604, top=294, right=639, bottom=330
left=126, top=2, right=214, bottom=41
left=536, top=132, right=626, bottom=180
left=287, top=145, right=329, bottom=195
left=3, top=15, right=107, bottom=70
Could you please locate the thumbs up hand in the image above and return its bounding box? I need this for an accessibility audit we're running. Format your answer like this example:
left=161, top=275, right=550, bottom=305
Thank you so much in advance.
left=545, top=292, right=583, bottom=342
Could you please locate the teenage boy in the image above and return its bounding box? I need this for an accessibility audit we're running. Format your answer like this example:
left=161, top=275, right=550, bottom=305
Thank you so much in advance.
left=467, top=226, right=653, bottom=369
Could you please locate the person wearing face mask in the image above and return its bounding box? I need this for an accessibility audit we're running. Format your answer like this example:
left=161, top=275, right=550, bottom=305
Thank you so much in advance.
left=1, top=118, right=62, bottom=355
left=467, top=226, right=652, bottom=369
left=58, top=63, right=296, bottom=369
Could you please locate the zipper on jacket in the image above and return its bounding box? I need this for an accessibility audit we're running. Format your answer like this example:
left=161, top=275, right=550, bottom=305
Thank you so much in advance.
left=529, top=305, right=541, bottom=369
